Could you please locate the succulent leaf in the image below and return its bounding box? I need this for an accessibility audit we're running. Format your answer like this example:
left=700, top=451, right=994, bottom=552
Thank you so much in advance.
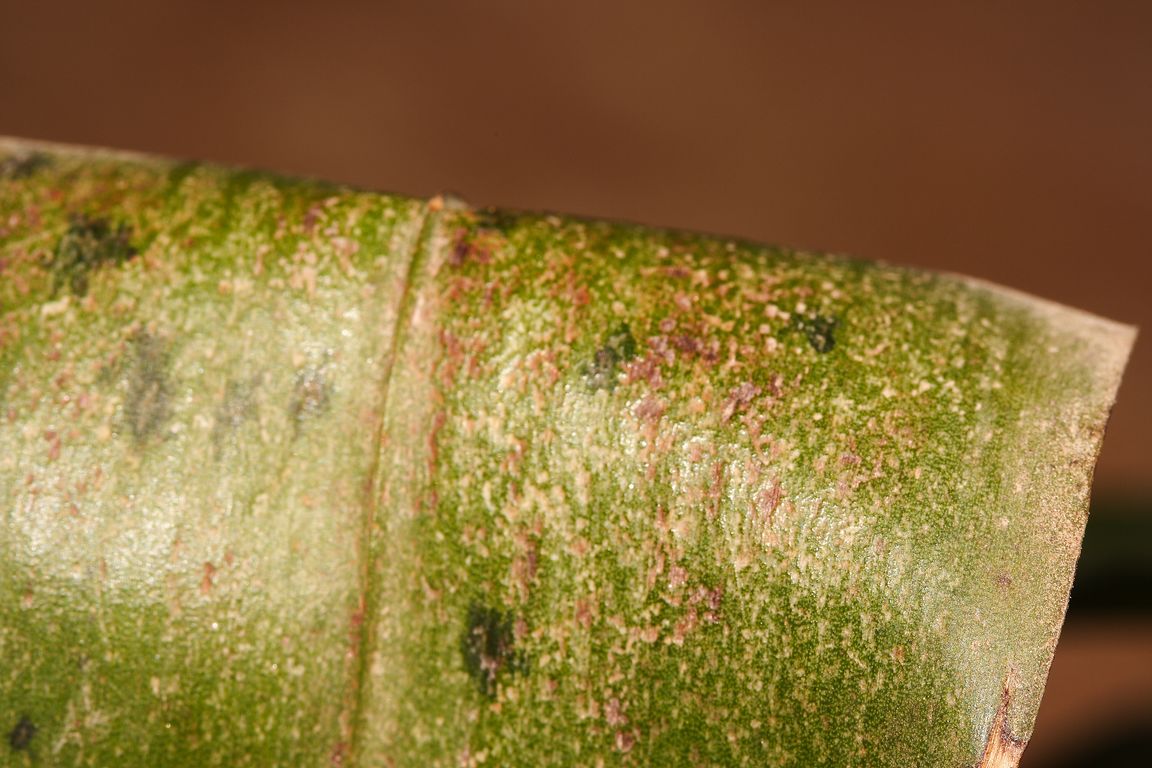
left=0, top=138, right=1134, bottom=767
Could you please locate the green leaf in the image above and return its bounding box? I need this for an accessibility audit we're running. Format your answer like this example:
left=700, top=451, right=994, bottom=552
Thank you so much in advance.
left=0, top=138, right=1134, bottom=767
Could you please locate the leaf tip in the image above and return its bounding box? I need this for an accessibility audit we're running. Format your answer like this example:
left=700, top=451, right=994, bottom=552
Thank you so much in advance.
left=979, top=675, right=1027, bottom=768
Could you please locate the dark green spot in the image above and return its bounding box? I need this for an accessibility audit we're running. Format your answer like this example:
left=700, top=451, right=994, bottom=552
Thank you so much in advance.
left=0, top=151, right=51, bottom=179
left=795, top=314, right=839, bottom=354
left=124, top=333, right=171, bottom=445
left=582, top=323, right=638, bottom=391
left=290, top=366, right=330, bottom=434
left=165, top=160, right=201, bottom=189
left=212, top=375, right=261, bottom=457
left=8, top=715, right=35, bottom=751
left=460, top=603, right=524, bottom=698
left=473, top=207, right=520, bottom=233
left=49, top=214, right=135, bottom=297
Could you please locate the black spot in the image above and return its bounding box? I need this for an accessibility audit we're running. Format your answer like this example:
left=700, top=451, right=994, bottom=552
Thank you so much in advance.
left=49, top=214, right=135, bottom=297
left=289, top=365, right=330, bottom=434
left=0, top=151, right=51, bottom=179
left=8, top=715, right=35, bottom=751
left=582, top=322, right=638, bottom=391
left=124, top=332, right=172, bottom=445
left=795, top=314, right=839, bottom=354
left=460, top=603, right=524, bottom=698
left=473, top=207, right=519, bottom=233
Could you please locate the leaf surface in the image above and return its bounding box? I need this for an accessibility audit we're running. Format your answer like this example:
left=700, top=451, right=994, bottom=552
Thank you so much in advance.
left=0, top=138, right=1134, bottom=767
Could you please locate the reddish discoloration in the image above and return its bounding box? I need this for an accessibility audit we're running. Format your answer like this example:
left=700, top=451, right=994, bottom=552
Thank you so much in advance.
left=605, top=697, right=628, bottom=727
left=670, top=332, right=721, bottom=365
left=449, top=227, right=496, bottom=267
left=574, top=596, right=596, bottom=630
left=755, top=482, right=784, bottom=526
left=43, top=429, right=61, bottom=462
left=623, top=351, right=665, bottom=389
left=721, top=381, right=761, bottom=422
left=329, top=740, right=350, bottom=766
left=200, top=562, right=216, bottom=595
left=510, top=530, right=540, bottom=602
left=347, top=594, right=368, bottom=664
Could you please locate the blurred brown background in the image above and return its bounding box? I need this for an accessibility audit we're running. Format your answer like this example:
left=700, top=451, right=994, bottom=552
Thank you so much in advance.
left=1, top=1, right=1148, bottom=764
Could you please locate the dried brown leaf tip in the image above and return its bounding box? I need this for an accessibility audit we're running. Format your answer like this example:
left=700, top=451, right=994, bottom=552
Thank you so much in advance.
left=979, top=676, right=1026, bottom=768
